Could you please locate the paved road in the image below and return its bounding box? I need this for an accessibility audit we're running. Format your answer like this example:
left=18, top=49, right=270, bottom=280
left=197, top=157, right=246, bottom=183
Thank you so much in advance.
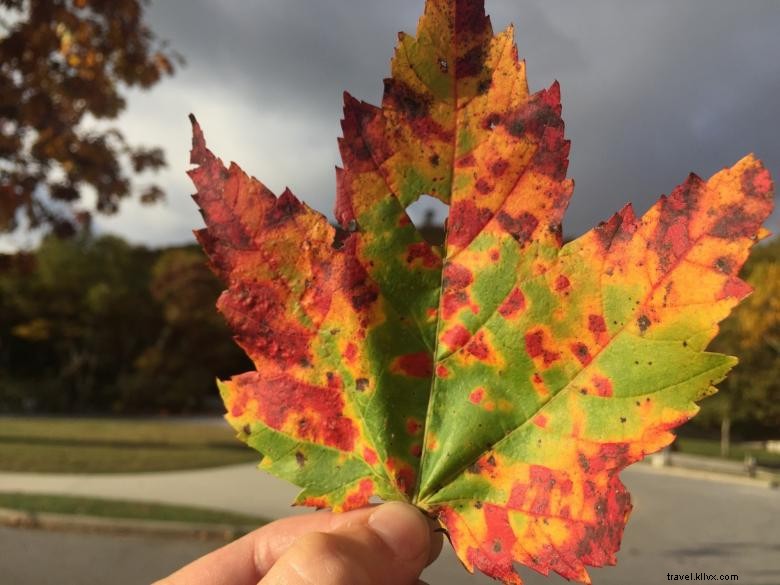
left=1, top=466, right=778, bottom=585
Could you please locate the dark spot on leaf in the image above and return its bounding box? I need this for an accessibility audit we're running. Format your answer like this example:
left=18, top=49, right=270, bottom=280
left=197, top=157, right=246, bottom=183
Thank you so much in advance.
left=487, top=455, right=496, bottom=466
left=355, top=378, right=369, bottom=392
left=491, top=159, right=509, bottom=177
left=580, top=388, right=587, bottom=395
left=295, top=451, right=306, bottom=467
left=497, top=211, right=539, bottom=244
left=242, top=424, right=251, bottom=436
left=475, top=178, right=492, bottom=194
left=508, top=119, right=525, bottom=137
left=620, top=417, right=627, bottom=423
left=429, top=153, right=440, bottom=167
left=493, top=540, right=502, bottom=553
left=578, top=452, right=590, bottom=472
left=682, top=340, right=688, bottom=347
left=637, top=315, right=651, bottom=333
left=467, top=462, right=480, bottom=474
left=456, top=45, right=484, bottom=77
left=438, top=57, right=448, bottom=73
left=474, top=501, right=483, bottom=509
left=384, top=78, right=430, bottom=119
left=477, top=78, right=491, bottom=95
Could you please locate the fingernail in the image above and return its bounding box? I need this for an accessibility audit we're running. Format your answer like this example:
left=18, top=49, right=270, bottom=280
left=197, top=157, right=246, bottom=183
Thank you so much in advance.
left=368, top=502, right=429, bottom=561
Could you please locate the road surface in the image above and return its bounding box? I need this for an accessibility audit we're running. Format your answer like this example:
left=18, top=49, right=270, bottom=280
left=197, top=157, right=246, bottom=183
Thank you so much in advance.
left=1, top=466, right=778, bottom=584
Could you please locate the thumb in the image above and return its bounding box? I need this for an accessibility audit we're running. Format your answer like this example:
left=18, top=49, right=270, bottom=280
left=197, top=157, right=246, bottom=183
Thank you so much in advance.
left=261, top=502, right=440, bottom=585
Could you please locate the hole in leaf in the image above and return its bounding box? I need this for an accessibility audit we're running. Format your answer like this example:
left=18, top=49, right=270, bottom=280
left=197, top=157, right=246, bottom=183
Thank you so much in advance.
left=405, top=194, right=448, bottom=246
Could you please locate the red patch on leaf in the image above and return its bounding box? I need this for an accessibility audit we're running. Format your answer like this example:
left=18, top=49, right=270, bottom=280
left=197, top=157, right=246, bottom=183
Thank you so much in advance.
left=406, top=242, right=441, bottom=268
left=469, top=387, right=485, bottom=404
left=363, top=447, right=378, bottom=465
left=465, top=332, right=490, bottom=360
left=448, top=200, right=493, bottom=249
left=393, top=351, right=433, bottom=378
left=475, top=178, right=493, bottom=194
left=344, top=478, right=375, bottom=510
left=443, top=262, right=474, bottom=289
left=588, top=314, right=609, bottom=345
left=533, top=414, right=548, bottom=428
left=498, top=288, right=526, bottom=318
left=717, top=276, right=751, bottom=300
left=588, top=314, right=606, bottom=334
left=343, top=342, right=358, bottom=362
left=436, top=364, right=450, bottom=378
left=555, top=275, right=570, bottom=291
left=524, top=330, right=561, bottom=366
left=220, top=283, right=313, bottom=368
left=386, top=457, right=416, bottom=496
left=593, top=375, right=613, bottom=397
left=406, top=418, right=422, bottom=435
left=232, top=373, right=357, bottom=452
left=441, top=324, right=471, bottom=351
left=467, top=505, right=519, bottom=585
left=301, top=496, right=329, bottom=509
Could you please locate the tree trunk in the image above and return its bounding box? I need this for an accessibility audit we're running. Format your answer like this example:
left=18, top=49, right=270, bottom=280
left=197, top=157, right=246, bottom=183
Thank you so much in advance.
left=720, top=414, right=731, bottom=458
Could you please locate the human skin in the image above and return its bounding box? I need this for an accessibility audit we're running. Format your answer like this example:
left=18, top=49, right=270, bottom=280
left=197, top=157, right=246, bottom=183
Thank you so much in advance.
left=154, top=501, right=444, bottom=585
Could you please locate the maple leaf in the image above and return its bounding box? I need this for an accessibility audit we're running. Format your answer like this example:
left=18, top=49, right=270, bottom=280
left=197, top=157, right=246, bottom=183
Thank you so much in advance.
left=187, top=1, right=774, bottom=583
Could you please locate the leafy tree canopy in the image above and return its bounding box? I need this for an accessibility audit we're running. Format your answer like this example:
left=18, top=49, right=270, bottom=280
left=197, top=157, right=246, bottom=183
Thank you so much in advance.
left=0, top=0, right=180, bottom=236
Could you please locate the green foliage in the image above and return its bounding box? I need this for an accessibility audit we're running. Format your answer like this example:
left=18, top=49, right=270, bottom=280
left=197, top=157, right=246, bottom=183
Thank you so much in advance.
left=0, top=234, right=249, bottom=413
left=698, top=238, right=780, bottom=436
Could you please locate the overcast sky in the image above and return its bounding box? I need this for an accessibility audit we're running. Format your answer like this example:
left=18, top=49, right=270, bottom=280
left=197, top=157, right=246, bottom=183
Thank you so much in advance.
left=76, top=0, right=780, bottom=247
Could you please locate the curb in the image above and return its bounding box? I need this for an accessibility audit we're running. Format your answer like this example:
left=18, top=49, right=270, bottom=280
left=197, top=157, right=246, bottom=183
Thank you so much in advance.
left=0, top=507, right=258, bottom=540
left=634, top=461, right=779, bottom=489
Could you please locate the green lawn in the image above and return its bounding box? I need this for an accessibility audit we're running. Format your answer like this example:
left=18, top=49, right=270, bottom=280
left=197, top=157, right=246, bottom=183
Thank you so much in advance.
left=0, top=492, right=266, bottom=526
left=675, top=437, right=780, bottom=468
left=0, top=417, right=257, bottom=473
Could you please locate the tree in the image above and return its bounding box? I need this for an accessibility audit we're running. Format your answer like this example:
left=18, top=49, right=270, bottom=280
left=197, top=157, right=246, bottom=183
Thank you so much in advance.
left=0, top=0, right=181, bottom=236
left=117, top=247, right=251, bottom=413
left=705, top=239, right=780, bottom=454
left=1, top=233, right=160, bottom=411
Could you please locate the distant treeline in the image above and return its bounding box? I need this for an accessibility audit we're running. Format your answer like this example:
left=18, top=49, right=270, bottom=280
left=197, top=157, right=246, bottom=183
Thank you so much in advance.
left=0, top=233, right=777, bottom=440
left=0, top=234, right=250, bottom=414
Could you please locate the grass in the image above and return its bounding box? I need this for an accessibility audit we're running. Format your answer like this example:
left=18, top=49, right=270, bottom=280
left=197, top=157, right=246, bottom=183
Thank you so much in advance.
left=0, top=417, right=257, bottom=473
left=0, top=492, right=266, bottom=526
left=675, top=437, right=780, bottom=468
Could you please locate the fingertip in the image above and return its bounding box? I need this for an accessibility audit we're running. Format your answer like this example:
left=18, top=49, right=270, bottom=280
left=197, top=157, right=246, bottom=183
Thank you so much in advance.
left=368, top=502, right=431, bottom=563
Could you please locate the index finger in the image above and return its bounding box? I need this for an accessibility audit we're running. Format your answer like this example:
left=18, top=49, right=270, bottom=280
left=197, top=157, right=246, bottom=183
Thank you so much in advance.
left=154, top=506, right=379, bottom=585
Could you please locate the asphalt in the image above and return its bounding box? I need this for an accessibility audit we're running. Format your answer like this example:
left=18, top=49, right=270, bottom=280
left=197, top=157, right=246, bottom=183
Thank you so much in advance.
left=1, top=464, right=778, bottom=585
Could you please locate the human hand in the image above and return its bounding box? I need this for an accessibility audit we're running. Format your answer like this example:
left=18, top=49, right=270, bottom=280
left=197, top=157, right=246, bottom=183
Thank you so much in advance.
left=154, top=501, right=444, bottom=585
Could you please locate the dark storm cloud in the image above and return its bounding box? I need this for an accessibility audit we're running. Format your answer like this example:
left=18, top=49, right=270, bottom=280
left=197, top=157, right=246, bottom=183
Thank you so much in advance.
left=100, top=0, right=777, bottom=246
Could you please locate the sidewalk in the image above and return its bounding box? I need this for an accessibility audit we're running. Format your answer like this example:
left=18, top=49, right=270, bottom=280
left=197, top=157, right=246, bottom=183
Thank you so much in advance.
left=0, top=452, right=774, bottom=525
left=0, top=464, right=304, bottom=519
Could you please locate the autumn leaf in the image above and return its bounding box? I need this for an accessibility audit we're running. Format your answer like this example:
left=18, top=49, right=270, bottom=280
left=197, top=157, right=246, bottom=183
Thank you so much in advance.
left=187, top=1, right=774, bottom=583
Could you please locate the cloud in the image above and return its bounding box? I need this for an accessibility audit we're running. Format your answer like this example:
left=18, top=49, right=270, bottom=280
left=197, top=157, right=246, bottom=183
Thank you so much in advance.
left=89, top=0, right=778, bottom=247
